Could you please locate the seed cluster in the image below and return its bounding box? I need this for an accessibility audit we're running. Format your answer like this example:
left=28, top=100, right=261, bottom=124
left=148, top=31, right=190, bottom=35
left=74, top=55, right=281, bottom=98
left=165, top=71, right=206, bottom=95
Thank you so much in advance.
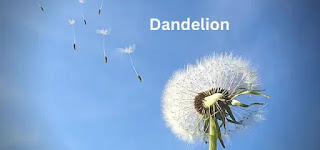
left=194, top=87, right=230, bottom=116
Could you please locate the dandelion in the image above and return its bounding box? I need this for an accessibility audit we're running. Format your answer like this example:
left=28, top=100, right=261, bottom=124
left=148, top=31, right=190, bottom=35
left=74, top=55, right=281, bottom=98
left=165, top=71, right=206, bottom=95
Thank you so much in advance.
left=79, top=0, right=87, bottom=25
left=68, top=19, right=76, bottom=50
left=162, top=53, right=270, bottom=150
left=35, top=0, right=45, bottom=11
left=98, top=0, right=104, bottom=14
left=119, top=45, right=142, bottom=82
left=96, top=28, right=110, bottom=63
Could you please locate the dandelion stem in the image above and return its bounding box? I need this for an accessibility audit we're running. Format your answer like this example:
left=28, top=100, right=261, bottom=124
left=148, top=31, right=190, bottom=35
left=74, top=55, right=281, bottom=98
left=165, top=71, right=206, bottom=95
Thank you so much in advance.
left=100, top=0, right=104, bottom=9
left=81, top=4, right=86, bottom=25
left=99, top=0, right=103, bottom=14
left=35, top=1, right=41, bottom=7
left=72, top=25, right=76, bottom=43
left=129, top=53, right=138, bottom=76
left=103, top=36, right=105, bottom=55
left=35, top=0, right=44, bottom=11
left=72, top=25, right=76, bottom=50
left=103, top=36, right=108, bottom=63
left=209, top=117, right=218, bottom=150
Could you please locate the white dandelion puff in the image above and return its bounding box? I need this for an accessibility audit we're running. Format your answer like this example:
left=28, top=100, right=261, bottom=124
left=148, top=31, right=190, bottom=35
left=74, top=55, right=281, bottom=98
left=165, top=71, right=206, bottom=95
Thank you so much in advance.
left=96, top=28, right=110, bottom=63
left=79, top=0, right=87, bottom=25
left=119, top=45, right=134, bottom=54
left=96, top=28, right=110, bottom=36
left=119, top=45, right=142, bottom=82
left=68, top=19, right=75, bottom=25
left=98, top=0, right=104, bottom=14
left=68, top=19, right=76, bottom=50
left=162, top=53, right=269, bottom=150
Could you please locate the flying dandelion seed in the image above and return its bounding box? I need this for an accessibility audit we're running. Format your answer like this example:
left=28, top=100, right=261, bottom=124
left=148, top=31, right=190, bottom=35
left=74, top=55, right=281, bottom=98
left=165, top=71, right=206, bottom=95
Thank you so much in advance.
left=162, top=53, right=270, bottom=150
left=96, top=28, right=110, bottom=63
left=119, top=45, right=143, bottom=82
left=35, top=0, right=44, bottom=11
left=79, top=0, right=87, bottom=25
left=68, top=19, right=76, bottom=50
left=98, top=0, right=103, bottom=14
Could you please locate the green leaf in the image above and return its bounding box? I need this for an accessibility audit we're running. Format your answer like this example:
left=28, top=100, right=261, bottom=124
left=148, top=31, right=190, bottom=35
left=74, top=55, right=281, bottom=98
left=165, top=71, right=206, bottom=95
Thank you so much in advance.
left=231, top=89, right=270, bottom=99
left=225, top=105, right=237, bottom=122
left=231, top=100, right=264, bottom=107
left=226, top=118, right=243, bottom=125
left=215, top=119, right=225, bottom=148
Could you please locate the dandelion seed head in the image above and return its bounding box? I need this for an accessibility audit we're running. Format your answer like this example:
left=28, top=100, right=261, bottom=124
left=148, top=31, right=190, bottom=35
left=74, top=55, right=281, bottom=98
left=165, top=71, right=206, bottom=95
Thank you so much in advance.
left=162, top=53, right=263, bottom=143
left=119, top=45, right=135, bottom=54
left=96, top=28, right=110, bottom=36
left=68, top=19, right=75, bottom=25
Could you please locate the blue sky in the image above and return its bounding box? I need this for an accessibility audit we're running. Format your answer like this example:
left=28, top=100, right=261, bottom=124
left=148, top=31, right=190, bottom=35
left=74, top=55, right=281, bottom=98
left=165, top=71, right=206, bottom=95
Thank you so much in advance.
left=0, top=0, right=320, bottom=150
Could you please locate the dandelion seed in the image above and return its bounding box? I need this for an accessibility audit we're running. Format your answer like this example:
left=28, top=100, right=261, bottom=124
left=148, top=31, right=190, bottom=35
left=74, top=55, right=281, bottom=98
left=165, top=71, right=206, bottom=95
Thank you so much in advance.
left=162, top=53, right=270, bottom=150
left=79, top=0, right=87, bottom=25
left=98, top=0, right=103, bottom=14
left=104, top=55, right=108, bottom=63
left=35, top=0, right=44, bottom=11
left=96, top=28, right=110, bottom=63
left=68, top=19, right=76, bottom=50
left=119, top=45, right=143, bottom=82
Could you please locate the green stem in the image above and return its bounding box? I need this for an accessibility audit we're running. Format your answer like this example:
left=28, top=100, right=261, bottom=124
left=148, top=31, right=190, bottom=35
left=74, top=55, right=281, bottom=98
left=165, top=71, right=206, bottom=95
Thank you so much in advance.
left=209, top=116, right=218, bottom=150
